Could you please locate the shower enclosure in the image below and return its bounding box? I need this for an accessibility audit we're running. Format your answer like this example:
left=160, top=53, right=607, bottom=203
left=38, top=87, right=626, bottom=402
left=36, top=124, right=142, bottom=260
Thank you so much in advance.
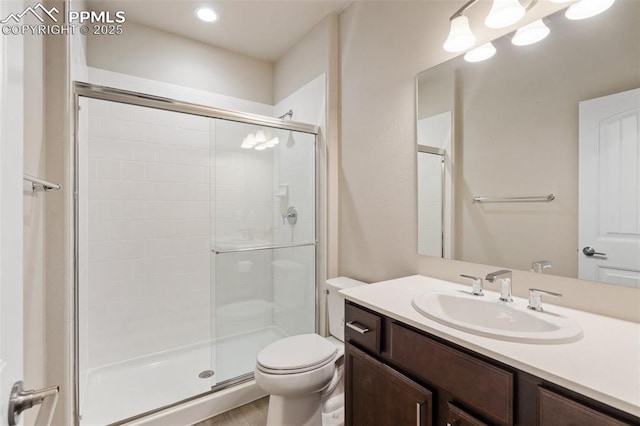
left=74, top=83, right=317, bottom=425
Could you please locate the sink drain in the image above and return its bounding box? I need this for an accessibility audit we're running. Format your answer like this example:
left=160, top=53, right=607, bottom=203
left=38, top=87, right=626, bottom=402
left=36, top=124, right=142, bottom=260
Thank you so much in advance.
left=199, top=370, right=215, bottom=379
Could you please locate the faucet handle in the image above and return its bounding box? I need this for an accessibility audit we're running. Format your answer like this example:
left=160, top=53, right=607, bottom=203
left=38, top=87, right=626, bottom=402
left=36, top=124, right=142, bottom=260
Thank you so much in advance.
left=531, top=260, right=552, bottom=274
left=460, top=274, right=484, bottom=296
left=527, top=288, right=562, bottom=312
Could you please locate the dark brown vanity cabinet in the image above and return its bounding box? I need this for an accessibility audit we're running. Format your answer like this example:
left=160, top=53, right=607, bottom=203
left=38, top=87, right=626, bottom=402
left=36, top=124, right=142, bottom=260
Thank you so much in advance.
left=345, top=344, right=433, bottom=426
left=344, top=301, right=640, bottom=426
left=538, top=388, right=631, bottom=426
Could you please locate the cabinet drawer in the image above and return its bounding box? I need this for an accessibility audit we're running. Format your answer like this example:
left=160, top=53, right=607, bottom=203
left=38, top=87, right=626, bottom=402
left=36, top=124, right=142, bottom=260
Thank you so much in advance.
left=345, top=303, right=382, bottom=354
left=538, top=388, right=632, bottom=425
left=447, top=402, right=488, bottom=426
left=390, top=323, right=513, bottom=425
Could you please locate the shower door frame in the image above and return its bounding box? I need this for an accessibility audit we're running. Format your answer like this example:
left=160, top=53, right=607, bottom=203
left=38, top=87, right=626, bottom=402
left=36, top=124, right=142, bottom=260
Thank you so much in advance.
left=72, top=81, right=321, bottom=426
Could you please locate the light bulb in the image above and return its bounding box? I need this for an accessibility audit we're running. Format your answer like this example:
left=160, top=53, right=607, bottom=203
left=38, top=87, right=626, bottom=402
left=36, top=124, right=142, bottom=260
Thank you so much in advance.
left=485, top=0, right=526, bottom=29
left=254, top=144, right=267, bottom=151
left=464, top=42, right=497, bottom=62
left=443, top=15, right=476, bottom=53
left=565, top=0, right=615, bottom=20
left=255, top=130, right=267, bottom=142
left=240, top=137, right=255, bottom=149
left=512, top=19, right=550, bottom=46
left=195, top=7, right=218, bottom=23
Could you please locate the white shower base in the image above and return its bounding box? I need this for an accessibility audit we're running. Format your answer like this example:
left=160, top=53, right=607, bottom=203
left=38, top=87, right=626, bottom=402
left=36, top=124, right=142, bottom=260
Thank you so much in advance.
left=80, top=326, right=286, bottom=426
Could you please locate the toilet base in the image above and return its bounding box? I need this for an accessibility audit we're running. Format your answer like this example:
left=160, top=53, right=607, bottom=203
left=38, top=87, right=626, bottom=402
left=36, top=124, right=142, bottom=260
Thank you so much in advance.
left=266, top=393, right=322, bottom=426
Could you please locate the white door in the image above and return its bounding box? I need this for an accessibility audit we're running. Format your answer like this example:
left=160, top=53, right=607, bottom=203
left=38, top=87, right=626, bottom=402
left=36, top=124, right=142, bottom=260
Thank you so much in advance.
left=0, top=0, right=25, bottom=423
left=579, top=88, right=640, bottom=286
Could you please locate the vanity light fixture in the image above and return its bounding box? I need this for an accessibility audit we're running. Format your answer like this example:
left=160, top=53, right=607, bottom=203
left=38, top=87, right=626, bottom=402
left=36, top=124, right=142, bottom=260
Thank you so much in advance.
left=443, top=15, right=476, bottom=53
left=444, top=0, right=536, bottom=53
left=485, top=0, right=527, bottom=28
left=464, top=42, right=497, bottom=62
left=444, top=0, right=617, bottom=54
left=241, top=130, right=280, bottom=151
left=265, top=137, right=280, bottom=148
left=195, top=6, right=218, bottom=23
left=241, top=133, right=257, bottom=149
left=254, top=130, right=267, bottom=143
left=511, top=19, right=550, bottom=45
left=565, top=0, right=615, bottom=20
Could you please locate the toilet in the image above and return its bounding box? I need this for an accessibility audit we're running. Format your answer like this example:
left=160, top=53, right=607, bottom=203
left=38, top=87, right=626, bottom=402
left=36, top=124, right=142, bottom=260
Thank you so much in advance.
left=254, top=277, right=366, bottom=426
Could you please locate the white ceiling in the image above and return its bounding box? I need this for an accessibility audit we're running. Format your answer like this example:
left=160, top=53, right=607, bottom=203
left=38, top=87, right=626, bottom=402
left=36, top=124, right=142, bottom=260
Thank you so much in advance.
left=88, top=0, right=352, bottom=62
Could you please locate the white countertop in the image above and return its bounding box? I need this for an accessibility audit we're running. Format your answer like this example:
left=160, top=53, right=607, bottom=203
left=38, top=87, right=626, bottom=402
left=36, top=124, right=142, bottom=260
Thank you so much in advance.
left=340, top=275, right=640, bottom=417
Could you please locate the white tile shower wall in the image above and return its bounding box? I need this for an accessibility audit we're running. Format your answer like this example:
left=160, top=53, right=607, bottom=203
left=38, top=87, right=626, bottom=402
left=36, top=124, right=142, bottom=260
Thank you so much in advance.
left=213, top=120, right=275, bottom=336
left=272, top=75, right=325, bottom=336
left=84, top=98, right=212, bottom=368
left=272, top=75, right=324, bottom=248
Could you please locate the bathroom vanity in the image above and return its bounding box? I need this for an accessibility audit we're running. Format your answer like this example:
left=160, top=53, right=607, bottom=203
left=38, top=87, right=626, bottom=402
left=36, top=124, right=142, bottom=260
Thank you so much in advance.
left=341, top=275, right=640, bottom=425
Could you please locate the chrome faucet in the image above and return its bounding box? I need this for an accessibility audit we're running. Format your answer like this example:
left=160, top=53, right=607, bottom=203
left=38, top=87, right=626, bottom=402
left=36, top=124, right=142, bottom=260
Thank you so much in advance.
left=531, top=260, right=552, bottom=274
left=459, top=274, right=484, bottom=296
left=485, top=270, right=513, bottom=303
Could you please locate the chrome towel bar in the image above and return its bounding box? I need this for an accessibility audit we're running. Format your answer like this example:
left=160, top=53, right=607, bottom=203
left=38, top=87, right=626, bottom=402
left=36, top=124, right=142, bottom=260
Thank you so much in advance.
left=473, top=194, right=555, bottom=203
left=23, top=174, right=62, bottom=192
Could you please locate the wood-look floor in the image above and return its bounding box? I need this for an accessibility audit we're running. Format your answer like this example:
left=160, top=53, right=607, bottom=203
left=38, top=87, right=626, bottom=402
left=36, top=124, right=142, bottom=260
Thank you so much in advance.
left=193, top=397, right=269, bottom=426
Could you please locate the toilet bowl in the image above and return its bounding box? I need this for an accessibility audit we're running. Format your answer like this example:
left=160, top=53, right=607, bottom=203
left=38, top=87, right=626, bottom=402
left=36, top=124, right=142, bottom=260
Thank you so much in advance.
left=254, top=277, right=366, bottom=426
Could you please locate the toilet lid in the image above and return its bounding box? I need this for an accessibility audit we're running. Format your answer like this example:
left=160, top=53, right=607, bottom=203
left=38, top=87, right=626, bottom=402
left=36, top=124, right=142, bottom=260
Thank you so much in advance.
left=257, top=334, right=338, bottom=373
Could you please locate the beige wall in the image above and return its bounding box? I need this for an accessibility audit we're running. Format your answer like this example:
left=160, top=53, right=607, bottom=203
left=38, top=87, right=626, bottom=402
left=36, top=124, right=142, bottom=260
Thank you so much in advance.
left=87, top=21, right=274, bottom=104
left=274, top=14, right=336, bottom=104
left=338, top=1, right=640, bottom=322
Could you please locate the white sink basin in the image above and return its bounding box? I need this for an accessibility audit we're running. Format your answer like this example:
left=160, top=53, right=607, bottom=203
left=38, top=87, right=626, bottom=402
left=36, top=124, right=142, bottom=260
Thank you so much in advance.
left=412, top=291, right=583, bottom=344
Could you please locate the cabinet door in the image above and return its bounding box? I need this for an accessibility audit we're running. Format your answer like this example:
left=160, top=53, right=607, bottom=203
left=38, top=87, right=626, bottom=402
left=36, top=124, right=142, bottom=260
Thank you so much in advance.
left=447, top=402, right=488, bottom=426
left=346, top=344, right=433, bottom=426
left=390, top=323, right=513, bottom=425
left=538, top=388, right=632, bottom=426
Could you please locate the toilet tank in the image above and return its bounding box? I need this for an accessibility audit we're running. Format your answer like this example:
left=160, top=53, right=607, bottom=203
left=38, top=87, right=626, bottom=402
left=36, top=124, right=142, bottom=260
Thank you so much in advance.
left=326, top=277, right=366, bottom=342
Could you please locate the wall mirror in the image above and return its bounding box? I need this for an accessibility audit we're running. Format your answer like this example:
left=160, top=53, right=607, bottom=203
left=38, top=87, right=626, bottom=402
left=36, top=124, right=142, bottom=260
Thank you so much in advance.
left=417, top=0, right=640, bottom=286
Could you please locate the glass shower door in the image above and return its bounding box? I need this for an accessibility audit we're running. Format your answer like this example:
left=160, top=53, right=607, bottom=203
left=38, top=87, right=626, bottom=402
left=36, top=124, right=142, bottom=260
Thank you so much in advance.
left=211, top=120, right=316, bottom=386
left=78, top=97, right=216, bottom=425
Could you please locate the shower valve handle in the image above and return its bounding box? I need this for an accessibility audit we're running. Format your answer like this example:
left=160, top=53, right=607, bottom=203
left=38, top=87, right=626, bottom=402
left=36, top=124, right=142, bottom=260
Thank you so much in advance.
left=283, top=206, right=298, bottom=226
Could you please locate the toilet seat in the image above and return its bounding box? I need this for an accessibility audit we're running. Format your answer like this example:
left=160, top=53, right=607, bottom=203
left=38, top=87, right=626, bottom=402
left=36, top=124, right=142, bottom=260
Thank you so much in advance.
left=257, top=334, right=338, bottom=375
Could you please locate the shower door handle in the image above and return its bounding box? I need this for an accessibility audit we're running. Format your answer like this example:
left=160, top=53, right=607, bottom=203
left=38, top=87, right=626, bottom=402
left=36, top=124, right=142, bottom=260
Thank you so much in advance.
left=8, top=381, right=59, bottom=426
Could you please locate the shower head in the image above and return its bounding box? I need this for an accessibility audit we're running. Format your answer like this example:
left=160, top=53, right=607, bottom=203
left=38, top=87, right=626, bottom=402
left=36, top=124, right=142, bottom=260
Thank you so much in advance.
left=278, top=110, right=293, bottom=120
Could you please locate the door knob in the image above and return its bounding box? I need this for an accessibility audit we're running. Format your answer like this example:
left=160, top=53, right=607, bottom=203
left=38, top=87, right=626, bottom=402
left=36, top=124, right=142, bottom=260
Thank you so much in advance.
left=8, top=381, right=59, bottom=426
left=583, top=246, right=606, bottom=257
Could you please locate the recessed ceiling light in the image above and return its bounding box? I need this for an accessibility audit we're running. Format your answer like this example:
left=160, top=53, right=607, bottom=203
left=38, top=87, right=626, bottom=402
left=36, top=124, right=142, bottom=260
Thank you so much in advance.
left=195, top=7, right=218, bottom=23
